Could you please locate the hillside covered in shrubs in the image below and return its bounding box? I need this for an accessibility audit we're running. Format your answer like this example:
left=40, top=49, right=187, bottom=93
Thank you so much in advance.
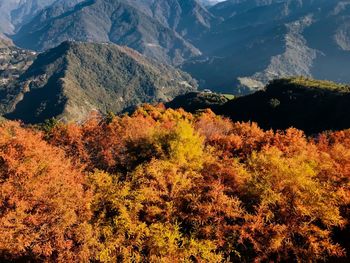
left=0, top=105, right=349, bottom=262
left=220, top=78, right=350, bottom=134
left=168, top=77, right=350, bottom=134
left=2, top=41, right=197, bottom=123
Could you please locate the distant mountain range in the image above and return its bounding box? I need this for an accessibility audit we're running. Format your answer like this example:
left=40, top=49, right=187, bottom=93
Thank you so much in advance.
left=198, top=0, right=225, bottom=7
left=0, top=0, right=58, bottom=34
left=184, top=0, right=350, bottom=93
left=1, top=0, right=350, bottom=94
left=2, top=41, right=197, bottom=123
left=11, top=0, right=213, bottom=65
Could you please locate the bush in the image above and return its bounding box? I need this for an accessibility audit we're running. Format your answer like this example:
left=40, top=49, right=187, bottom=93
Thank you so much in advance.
left=0, top=122, right=93, bottom=262
left=1, top=106, right=349, bottom=262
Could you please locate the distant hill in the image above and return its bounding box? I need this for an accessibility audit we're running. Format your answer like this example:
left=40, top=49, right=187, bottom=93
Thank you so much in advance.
left=166, top=91, right=229, bottom=112
left=1, top=0, right=350, bottom=95
left=167, top=77, right=350, bottom=134
left=12, top=0, right=204, bottom=65
left=220, top=78, right=350, bottom=133
left=0, top=0, right=58, bottom=34
left=0, top=38, right=37, bottom=115
left=3, top=41, right=197, bottom=123
left=183, top=0, right=350, bottom=93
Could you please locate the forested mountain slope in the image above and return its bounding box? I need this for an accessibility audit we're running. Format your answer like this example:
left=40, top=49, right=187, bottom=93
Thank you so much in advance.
left=183, top=0, right=350, bottom=93
left=168, top=77, right=350, bottom=134
left=12, top=0, right=205, bottom=65
left=3, top=0, right=350, bottom=94
left=3, top=41, right=197, bottom=123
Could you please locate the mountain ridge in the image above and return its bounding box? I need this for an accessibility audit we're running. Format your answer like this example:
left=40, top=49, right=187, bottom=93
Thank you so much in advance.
left=167, top=77, right=350, bottom=134
left=184, top=0, right=350, bottom=93
left=12, top=0, right=208, bottom=65
left=1, top=0, right=350, bottom=95
left=4, top=41, right=197, bottom=123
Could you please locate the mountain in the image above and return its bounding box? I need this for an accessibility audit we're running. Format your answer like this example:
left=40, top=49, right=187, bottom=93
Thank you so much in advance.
left=220, top=77, right=350, bottom=134
left=12, top=0, right=205, bottom=65
left=143, top=0, right=217, bottom=42
left=2, top=0, right=350, bottom=95
left=0, top=34, right=36, bottom=85
left=167, top=77, right=350, bottom=134
left=2, top=41, right=197, bottom=123
left=0, top=0, right=58, bottom=34
left=209, top=0, right=285, bottom=19
left=183, top=0, right=350, bottom=93
left=8, top=0, right=59, bottom=30
left=0, top=0, right=25, bottom=34
left=166, top=90, right=229, bottom=112
left=198, top=0, right=224, bottom=7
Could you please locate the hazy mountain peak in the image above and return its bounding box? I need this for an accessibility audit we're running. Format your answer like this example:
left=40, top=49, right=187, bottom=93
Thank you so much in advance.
left=2, top=0, right=350, bottom=96
left=12, top=0, right=203, bottom=65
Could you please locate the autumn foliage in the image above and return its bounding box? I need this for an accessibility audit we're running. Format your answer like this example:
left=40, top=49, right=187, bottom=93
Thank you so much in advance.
left=0, top=122, right=93, bottom=262
left=0, top=105, right=349, bottom=262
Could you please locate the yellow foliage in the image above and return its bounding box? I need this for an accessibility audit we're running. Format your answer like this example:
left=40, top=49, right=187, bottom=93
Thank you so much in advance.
left=2, top=106, right=349, bottom=262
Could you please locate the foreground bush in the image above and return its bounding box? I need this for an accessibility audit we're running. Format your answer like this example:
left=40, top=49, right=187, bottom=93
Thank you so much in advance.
left=0, top=106, right=349, bottom=262
left=0, top=122, right=93, bottom=262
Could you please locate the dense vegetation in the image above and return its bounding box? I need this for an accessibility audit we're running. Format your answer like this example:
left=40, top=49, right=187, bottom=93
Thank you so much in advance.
left=220, top=78, right=350, bottom=134
left=3, top=0, right=350, bottom=93
left=168, top=78, right=350, bottom=134
left=0, top=105, right=349, bottom=262
left=166, top=91, right=229, bottom=113
left=3, top=41, right=196, bottom=123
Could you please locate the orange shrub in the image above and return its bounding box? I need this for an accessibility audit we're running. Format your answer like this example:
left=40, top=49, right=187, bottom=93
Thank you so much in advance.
left=2, top=105, right=348, bottom=262
left=0, top=122, right=93, bottom=262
